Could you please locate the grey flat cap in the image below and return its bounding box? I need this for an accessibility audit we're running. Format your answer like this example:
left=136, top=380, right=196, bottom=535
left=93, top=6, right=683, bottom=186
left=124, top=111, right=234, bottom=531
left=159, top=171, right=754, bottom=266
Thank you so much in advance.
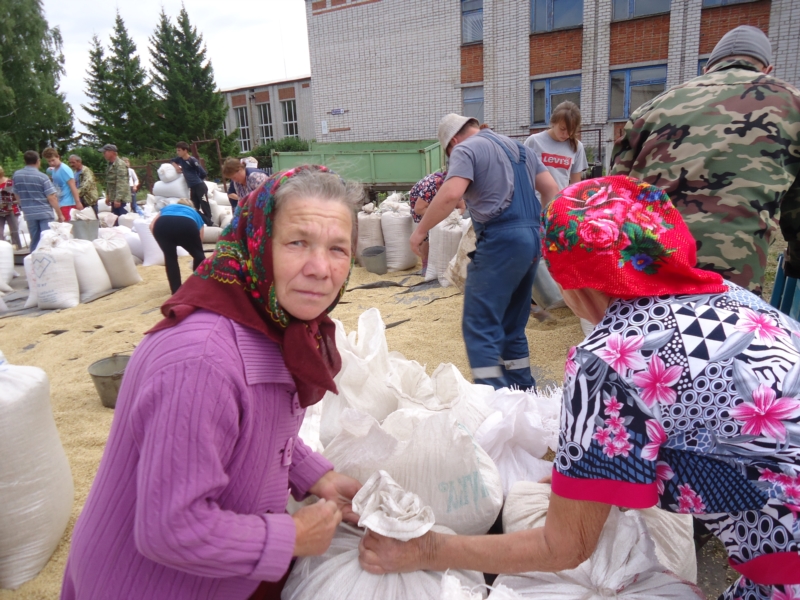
left=100, top=143, right=118, bottom=152
left=708, top=25, right=772, bottom=68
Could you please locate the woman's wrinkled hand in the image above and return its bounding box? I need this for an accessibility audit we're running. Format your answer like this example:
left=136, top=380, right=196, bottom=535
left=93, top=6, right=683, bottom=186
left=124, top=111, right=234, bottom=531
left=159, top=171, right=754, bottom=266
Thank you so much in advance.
left=309, top=471, right=362, bottom=525
left=358, top=530, right=438, bottom=574
left=291, top=498, right=342, bottom=557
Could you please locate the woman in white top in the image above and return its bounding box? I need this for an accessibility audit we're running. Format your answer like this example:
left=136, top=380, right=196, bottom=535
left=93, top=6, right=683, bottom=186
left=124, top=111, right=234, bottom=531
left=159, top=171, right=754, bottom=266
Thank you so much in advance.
left=524, top=101, right=588, bottom=191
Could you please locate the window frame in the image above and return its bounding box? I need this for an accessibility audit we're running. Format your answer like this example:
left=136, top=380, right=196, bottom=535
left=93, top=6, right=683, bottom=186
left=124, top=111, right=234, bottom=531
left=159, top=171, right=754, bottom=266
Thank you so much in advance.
left=701, top=0, right=755, bottom=6
left=235, top=106, right=251, bottom=153
left=462, top=85, right=485, bottom=124
left=257, top=102, right=274, bottom=144
left=530, top=75, right=582, bottom=126
left=281, top=99, right=299, bottom=139
left=531, top=0, right=584, bottom=33
left=608, top=65, right=667, bottom=121
left=612, top=0, right=671, bottom=20
left=461, top=0, right=483, bottom=44
left=697, top=58, right=709, bottom=76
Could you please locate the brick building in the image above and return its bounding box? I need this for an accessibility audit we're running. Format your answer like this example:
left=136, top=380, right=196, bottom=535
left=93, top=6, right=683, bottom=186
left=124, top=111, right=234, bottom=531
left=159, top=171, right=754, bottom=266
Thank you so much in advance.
left=305, top=0, right=799, bottom=169
left=220, top=76, right=314, bottom=154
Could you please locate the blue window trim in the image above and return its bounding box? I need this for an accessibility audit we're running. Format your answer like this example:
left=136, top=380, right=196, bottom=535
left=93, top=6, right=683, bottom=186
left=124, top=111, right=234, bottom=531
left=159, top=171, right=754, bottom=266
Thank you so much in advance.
left=702, top=0, right=756, bottom=6
left=531, top=75, right=581, bottom=126
left=531, top=0, right=583, bottom=32
left=698, top=58, right=708, bottom=76
left=608, top=66, right=667, bottom=120
left=613, top=0, right=671, bottom=20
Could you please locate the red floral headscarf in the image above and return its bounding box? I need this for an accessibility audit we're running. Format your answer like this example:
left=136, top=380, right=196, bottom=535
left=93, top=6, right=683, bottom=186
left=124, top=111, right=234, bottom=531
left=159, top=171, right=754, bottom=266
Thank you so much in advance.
left=542, top=176, right=727, bottom=299
left=149, top=165, right=349, bottom=408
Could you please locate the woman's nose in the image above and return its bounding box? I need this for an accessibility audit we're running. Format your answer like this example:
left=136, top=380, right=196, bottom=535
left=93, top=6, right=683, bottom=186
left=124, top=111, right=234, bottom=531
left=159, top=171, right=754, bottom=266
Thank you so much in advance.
left=302, top=247, right=330, bottom=278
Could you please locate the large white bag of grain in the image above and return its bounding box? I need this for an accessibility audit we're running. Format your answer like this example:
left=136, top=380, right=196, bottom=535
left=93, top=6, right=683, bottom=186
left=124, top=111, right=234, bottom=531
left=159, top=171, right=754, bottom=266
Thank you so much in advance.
left=220, top=214, right=233, bottom=232
left=157, top=162, right=180, bottom=183
left=0, top=351, right=74, bottom=589
left=38, top=221, right=73, bottom=249
left=60, top=238, right=113, bottom=302
left=117, top=213, right=138, bottom=230
left=426, top=211, right=465, bottom=285
left=283, top=471, right=485, bottom=600
left=22, top=255, right=38, bottom=309
left=473, top=387, right=562, bottom=496
left=500, top=482, right=699, bottom=589
left=97, top=197, right=111, bottom=213
left=444, top=221, right=476, bottom=292
left=380, top=201, right=417, bottom=271
left=133, top=219, right=164, bottom=267
left=0, top=240, right=14, bottom=292
left=153, top=178, right=190, bottom=200
left=115, top=226, right=144, bottom=261
left=209, top=198, right=225, bottom=226
left=93, top=232, right=142, bottom=288
left=324, top=408, right=503, bottom=535
left=202, top=226, right=222, bottom=244
left=319, top=309, right=400, bottom=446
left=211, top=186, right=230, bottom=206
left=356, top=203, right=384, bottom=267
left=31, top=247, right=79, bottom=309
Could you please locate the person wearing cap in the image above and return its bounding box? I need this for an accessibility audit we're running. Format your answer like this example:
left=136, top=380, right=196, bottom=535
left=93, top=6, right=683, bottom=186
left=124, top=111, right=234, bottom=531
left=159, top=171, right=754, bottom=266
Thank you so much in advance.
left=68, top=155, right=100, bottom=217
left=409, top=114, right=558, bottom=390
left=610, top=25, right=800, bottom=298
left=361, top=176, right=800, bottom=600
left=101, top=144, right=132, bottom=218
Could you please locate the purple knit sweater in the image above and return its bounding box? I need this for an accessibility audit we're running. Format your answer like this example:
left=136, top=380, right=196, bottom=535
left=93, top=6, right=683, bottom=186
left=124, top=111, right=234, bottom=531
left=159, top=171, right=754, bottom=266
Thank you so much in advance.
left=61, top=310, right=333, bottom=600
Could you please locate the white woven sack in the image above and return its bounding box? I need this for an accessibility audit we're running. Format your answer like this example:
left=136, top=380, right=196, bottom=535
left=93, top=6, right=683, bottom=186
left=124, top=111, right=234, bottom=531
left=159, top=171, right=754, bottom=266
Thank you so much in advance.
left=154, top=196, right=181, bottom=211
left=92, top=236, right=142, bottom=288
left=0, top=240, right=15, bottom=285
left=502, top=482, right=699, bottom=588
left=445, top=221, right=476, bottom=292
left=209, top=198, right=224, bottom=226
left=117, top=213, right=138, bottom=230
left=0, top=352, right=73, bottom=589
left=153, top=178, right=190, bottom=199
left=38, top=221, right=73, bottom=249
left=319, top=309, right=399, bottom=446
left=22, top=255, right=38, bottom=309
left=220, top=214, right=233, bottom=231
left=426, top=211, right=464, bottom=285
left=157, top=162, right=180, bottom=183
left=98, top=212, right=117, bottom=228
left=97, top=198, right=111, bottom=212
left=356, top=204, right=384, bottom=267
left=324, top=408, right=503, bottom=535
left=381, top=209, right=417, bottom=271
left=70, top=206, right=97, bottom=221
left=133, top=220, right=164, bottom=267
left=203, top=226, right=222, bottom=244
left=209, top=185, right=230, bottom=206
left=59, top=239, right=113, bottom=302
left=31, top=247, right=79, bottom=309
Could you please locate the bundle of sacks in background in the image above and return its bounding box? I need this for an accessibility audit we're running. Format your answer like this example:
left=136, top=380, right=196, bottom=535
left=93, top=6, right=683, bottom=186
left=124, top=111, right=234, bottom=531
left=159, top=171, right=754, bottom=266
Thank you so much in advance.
left=153, top=163, right=190, bottom=199
left=379, top=193, right=418, bottom=271
left=23, top=222, right=140, bottom=310
left=426, top=210, right=470, bottom=287
left=284, top=471, right=486, bottom=600
left=356, top=202, right=384, bottom=267
left=0, top=351, right=73, bottom=590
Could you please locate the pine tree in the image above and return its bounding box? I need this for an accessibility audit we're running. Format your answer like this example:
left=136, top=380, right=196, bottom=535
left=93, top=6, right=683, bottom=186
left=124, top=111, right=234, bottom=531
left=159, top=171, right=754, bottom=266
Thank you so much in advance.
left=81, top=13, right=157, bottom=156
left=148, top=6, right=227, bottom=149
left=0, top=0, right=74, bottom=159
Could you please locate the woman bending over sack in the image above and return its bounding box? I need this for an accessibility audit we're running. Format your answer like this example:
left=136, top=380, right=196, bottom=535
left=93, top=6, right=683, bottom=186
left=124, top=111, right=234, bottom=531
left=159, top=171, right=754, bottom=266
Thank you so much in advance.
left=150, top=198, right=207, bottom=294
left=409, top=172, right=466, bottom=274
left=361, top=176, right=800, bottom=600
left=61, top=166, right=363, bottom=600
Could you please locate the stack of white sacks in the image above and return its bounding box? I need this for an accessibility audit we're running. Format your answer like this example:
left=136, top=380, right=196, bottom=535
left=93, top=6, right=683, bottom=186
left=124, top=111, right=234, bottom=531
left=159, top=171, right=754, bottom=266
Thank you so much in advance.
left=294, top=308, right=699, bottom=600
left=22, top=222, right=141, bottom=310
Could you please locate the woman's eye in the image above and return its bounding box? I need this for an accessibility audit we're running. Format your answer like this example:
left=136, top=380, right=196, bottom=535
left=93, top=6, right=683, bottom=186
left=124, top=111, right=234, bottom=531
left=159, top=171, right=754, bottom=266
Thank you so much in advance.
left=331, top=246, right=348, bottom=255
left=289, top=240, right=305, bottom=247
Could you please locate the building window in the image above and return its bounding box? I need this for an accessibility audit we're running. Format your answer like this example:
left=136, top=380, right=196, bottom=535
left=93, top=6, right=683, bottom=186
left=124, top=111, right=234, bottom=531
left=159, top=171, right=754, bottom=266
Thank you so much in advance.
left=235, top=106, right=251, bottom=153
left=257, top=103, right=274, bottom=144
left=609, top=65, right=667, bottom=120
left=462, top=86, right=484, bottom=124
left=462, top=0, right=483, bottom=44
left=702, top=0, right=752, bottom=5
left=282, top=100, right=299, bottom=138
left=531, top=76, right=581, bottom=126
left=532, top=0, right=583, bottom=32
left=612, top=0, right=671, bottom=20
left=698, top=58, right=708, bottom=75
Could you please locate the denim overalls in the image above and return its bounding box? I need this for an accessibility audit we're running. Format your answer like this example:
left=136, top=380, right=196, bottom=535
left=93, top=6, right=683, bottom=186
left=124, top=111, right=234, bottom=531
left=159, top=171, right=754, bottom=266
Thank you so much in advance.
left=462, top=130, right=541, bottom=390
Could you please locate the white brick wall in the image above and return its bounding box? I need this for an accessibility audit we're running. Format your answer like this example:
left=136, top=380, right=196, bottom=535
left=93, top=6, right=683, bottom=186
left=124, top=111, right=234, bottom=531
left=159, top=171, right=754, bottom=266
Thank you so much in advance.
left=306, top=0, right=461, bottom=142
left=666, top=0, right=703, bottom=88
left=483, top=0, right=531, bottom=136
left=584, top=0, right=612, bottom=127
left=770, top=0, right=800, bottom=89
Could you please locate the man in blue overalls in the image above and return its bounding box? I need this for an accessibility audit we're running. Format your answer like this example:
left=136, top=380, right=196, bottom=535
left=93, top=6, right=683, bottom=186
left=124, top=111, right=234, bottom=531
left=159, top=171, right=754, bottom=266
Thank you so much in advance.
left=409, top=114, right=558, bottom=389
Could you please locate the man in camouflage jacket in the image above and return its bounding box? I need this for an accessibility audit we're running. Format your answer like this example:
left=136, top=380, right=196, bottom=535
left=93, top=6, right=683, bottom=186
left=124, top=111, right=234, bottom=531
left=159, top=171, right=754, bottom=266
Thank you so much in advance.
left=67, top=154, right=99, bottom=215
left=101, top=143, right=131, bottom=217
left=610, top=26, right=800, bottom=296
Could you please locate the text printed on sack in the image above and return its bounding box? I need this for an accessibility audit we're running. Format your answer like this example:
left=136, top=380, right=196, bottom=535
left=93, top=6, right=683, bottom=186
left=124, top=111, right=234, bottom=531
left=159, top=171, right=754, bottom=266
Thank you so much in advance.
left=438, top=470, right=489, bottom=513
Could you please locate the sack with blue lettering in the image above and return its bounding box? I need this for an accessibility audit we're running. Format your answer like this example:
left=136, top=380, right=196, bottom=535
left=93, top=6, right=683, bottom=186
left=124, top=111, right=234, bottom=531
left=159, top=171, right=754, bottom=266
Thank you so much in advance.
left=323, top=408, right=503, bottom=536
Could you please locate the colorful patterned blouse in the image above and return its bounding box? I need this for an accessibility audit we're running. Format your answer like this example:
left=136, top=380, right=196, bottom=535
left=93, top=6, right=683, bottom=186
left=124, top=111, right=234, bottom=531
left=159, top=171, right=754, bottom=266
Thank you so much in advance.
left=0, top=179, right=18, bottom=216
left=553, top=284, right=800, bottom=600
left=409, top=172, right=446, bottom=224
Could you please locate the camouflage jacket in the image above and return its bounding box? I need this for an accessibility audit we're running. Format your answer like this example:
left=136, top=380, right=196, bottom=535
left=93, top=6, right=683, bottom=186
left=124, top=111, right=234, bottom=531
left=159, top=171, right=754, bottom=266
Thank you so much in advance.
left=105, top=157, right=131, bottom=204
left=76, top=166, right=99, bottom=206
left=610, top=59, right=800, bottom=295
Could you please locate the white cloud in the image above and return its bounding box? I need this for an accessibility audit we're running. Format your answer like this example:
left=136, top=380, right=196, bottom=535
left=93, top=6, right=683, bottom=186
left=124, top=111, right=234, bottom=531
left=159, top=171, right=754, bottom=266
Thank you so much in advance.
left=42, top=0, right=310, bottom=138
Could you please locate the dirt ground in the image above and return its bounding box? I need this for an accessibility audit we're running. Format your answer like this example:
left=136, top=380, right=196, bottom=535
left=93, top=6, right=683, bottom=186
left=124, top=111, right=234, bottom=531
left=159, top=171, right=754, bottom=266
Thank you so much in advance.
left=3, top=240, right=789, bottom=598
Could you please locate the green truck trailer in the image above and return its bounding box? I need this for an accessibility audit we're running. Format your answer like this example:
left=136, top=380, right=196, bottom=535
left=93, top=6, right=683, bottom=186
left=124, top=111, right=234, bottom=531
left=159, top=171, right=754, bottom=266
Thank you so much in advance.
left=271, top=140, right=445, bottom=192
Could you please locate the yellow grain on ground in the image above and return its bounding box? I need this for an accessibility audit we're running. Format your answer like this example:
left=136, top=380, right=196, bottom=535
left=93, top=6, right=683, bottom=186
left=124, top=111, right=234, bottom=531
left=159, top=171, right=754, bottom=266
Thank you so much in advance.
left=0, top=258, right=583, bottom=599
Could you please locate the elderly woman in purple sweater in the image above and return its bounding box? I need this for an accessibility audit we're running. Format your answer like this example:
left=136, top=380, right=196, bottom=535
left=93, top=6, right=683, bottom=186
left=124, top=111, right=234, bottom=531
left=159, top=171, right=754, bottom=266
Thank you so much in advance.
left=61, top=166, right=364, bottom=600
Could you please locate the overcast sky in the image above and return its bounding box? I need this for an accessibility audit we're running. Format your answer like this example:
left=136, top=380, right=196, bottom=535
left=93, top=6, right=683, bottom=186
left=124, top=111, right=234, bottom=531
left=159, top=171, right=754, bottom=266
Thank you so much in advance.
left=41, top=0, right=311, bottom=137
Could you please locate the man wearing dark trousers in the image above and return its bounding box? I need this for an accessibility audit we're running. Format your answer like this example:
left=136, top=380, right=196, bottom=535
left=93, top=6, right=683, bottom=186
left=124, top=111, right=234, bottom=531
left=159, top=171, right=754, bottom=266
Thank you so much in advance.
left=171, top=142, right=212, bottom=226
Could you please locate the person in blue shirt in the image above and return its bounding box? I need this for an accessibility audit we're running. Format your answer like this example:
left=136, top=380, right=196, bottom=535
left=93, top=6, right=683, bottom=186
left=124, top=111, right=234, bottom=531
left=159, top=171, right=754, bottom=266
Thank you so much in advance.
left=171, top=142, right=212, bottom=226
left=42, top=147, right=83, bottom=221
left=150, top=199, right=206, bottom=294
